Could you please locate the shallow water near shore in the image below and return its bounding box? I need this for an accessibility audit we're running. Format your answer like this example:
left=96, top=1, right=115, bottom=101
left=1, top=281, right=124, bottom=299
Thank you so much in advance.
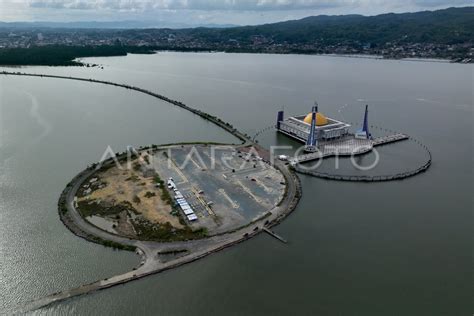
left=0, top=52, right=472, bottom=315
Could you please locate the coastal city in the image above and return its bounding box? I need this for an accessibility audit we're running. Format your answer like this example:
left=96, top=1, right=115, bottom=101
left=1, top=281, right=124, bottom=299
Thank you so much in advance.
left=0, top=16, right=473, bottom=63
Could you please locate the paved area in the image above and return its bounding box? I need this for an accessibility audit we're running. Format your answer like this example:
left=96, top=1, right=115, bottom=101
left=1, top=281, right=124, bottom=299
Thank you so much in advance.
left=153, top=145, right=285, bottom=234
left=291, top=134, right=408, bottom=164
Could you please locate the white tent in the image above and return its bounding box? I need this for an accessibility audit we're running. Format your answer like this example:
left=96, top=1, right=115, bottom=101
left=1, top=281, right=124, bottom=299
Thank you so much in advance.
left=187, top=214, right=198, bottom=221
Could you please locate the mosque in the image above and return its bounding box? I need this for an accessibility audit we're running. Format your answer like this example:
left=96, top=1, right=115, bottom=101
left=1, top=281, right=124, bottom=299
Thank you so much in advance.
left=276, top=103, right=370, bottom=152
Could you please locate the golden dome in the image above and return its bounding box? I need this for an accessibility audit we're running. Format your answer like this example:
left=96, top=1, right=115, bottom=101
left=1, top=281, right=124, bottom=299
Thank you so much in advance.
left=303, top=112, right=328, bottom=126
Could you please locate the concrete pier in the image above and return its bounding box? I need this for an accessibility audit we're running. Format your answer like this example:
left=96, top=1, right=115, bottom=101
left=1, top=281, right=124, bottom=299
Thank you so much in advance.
left=293, top=134, right=432, bottom=182
left=372, top=133, right=409, bottom=146
left=290, top=133, right=409, bottom=165
left=263, top=227, right=288, bottom=244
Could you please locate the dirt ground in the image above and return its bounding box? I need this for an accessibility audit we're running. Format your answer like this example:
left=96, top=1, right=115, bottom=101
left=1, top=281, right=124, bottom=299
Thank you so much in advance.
left=78, top=162, right=182, bottom=229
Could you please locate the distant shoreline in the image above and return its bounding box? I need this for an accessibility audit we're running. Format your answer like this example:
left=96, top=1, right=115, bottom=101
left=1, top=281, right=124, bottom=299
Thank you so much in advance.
left=317, top=53, right=453, bottom=63
left=0, top=45, right=469, bottom=67
left=86, top=50, right=470, bottom=65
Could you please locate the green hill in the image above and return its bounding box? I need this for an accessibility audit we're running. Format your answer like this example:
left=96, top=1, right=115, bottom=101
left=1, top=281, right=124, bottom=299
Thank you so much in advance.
left=187, top=7, right=473, bottom=46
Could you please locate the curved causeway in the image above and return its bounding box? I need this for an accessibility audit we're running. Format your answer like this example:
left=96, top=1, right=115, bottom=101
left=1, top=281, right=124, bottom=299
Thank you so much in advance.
left=0, top=72, right=302, bottom=312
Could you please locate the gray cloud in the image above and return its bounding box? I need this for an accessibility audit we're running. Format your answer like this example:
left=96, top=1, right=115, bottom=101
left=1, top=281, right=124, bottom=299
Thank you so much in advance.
left=25, top=0, right=347, bottom=11
left=412, top=0, right=472, bottom=7
left=26, top=0, right=471, bottom=12
left=0, top=0, right=470, bottom=25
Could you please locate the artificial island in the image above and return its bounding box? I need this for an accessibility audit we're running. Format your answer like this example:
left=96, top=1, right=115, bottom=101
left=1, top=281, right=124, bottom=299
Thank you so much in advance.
left=45, top=140, right=300, bottom=311
left=73, top=144, right=287, bottom=241
left=0, top=71, right=431, bottom=311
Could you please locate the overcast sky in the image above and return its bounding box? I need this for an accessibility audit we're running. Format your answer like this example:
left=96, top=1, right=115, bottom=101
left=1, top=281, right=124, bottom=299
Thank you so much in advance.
left=0, top=0, right=471, bottom=25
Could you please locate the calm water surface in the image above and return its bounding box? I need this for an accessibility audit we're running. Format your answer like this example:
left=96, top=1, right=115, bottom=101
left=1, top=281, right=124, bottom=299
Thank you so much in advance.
left=0, top=53, right=472, bottom=315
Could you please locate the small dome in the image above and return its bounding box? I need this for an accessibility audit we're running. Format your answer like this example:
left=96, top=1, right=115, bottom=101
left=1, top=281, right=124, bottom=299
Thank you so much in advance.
left=303, top=112, right=328, bottom=126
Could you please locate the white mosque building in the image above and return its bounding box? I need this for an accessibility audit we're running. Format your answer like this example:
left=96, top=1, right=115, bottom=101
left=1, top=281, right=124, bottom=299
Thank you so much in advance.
left=276, top=107, right=351, bottom=143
